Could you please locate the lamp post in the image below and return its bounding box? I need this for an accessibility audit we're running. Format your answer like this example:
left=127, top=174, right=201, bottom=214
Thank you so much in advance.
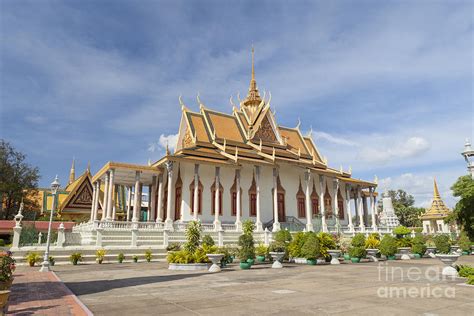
left=461, top=138, right=474, bottom=179
left=40, top=175, right=60, bottom=272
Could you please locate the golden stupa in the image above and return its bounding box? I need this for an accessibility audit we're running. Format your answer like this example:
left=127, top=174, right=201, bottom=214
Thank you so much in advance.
left=421, top=179, right=451, bottom=220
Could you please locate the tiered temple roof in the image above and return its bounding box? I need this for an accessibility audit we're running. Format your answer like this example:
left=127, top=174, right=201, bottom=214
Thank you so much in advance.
left=154, top=49, right=375, bottom=188
left=421, top=179, right=451, bottom=220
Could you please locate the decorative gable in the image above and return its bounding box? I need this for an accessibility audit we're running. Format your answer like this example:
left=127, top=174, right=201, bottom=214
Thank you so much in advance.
left=252, top=115, right=278, bottom=143
left=63, top=178, right=93, bottom=210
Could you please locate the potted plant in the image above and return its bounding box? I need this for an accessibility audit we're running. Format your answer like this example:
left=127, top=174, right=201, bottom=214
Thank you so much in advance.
left=133, top=255, right=138, bottom=263
left=238, top=220, right=255, bottom=269
left=458, top=232, right=471, bottom=255
left=434, top=235, right=460, bottom=276
left=255, top=244, right=267, bottom=262
left=70, top=253, right=83, bottom=265
left=288, top=231, right=308, bottom=263
left=48, top=256, right=55, bottom=266
left=0, top=290, right=10, bottom=313
left=339, top=237, right=351, bottom=261
left=0, top=251, right=16, bottom=291
left=117, top=253, right=125, bottom=263
left=145, top=249, right=152, bottom=262
left=365, top=233, right=380, bottom=261
left=425, top=236, right=437, bottom=257
left=301, top=232, right=319, bottom=265
left=348, top=233, right=366, bottom=263
left=317, top=232, right=336, bottom=261
left=380, top=234, right=397, bottom=260
left=411, top=235, right=427, bottom=259
left=268, top=240, right=286, bottom=268
left=96, top=249, right=106, bottom=264
left=25, top=252, right=41, bottom=267
left=217, top=246, right=231, bottom=267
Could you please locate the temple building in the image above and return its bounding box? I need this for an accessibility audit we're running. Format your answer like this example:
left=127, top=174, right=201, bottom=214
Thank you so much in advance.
left=89, top=49, right=379, bottom=233
left=421, top=179, right=454, bottom=234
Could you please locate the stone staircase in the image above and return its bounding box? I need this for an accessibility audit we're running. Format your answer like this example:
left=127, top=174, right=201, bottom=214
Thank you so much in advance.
left=11, top=246, right=168, bottom=266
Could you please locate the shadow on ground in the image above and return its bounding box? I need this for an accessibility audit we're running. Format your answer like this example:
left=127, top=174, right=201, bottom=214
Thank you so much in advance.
left=65, top=272, right=210, bottom=296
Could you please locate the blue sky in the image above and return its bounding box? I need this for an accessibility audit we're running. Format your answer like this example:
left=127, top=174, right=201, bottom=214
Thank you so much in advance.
left=1, top=0, right=472, bottom=207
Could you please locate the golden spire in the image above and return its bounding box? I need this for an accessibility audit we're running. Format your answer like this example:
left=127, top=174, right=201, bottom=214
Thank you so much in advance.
left=422, top=177, right=451, bottom=220
left=243, top=46, right=262, bottom=108
left=86, top=161, right=91, bottom=173
left=433, top=178, right=441, bottom=199
left=69, top=157, right=76, bottom=185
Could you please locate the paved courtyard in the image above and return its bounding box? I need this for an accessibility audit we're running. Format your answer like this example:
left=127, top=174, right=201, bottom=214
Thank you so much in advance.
left=46, top=256, right=474, bottom=315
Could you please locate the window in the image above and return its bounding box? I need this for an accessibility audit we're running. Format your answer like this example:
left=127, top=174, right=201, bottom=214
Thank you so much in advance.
left=296, top=179, right=305, bottom=218
left=324, top=185, right=332, bottom=216
left=272, top=175, right=286, bottom=221
left=311, top=183, right=319, bottom=215
left=189, top=179, right=203, bottom=215
left=249, top=174, right=257, bottom=217
left=337, top=189, right=344, bottom=219
left=230, top=173, right=241, bottom=216
left=174, top=169, right=182, bottom=221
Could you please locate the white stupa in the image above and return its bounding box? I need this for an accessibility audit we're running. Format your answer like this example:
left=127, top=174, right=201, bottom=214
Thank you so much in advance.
left=380, top=190, right=400, bottom=228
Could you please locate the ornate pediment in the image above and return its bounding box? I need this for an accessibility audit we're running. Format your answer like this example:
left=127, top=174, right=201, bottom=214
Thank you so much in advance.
left=252, top=115, right=278, bottom=143
left=63, top=179, right=93, bottom=210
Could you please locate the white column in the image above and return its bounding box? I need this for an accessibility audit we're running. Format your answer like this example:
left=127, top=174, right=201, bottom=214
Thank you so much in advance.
left=214, top=167, right=221, bottom=231
left=272, top=168, right=280, bottom=232
left=333, top=179, right=339, bottom=229
left=126, top=185, right=132, bottom=221
left=235, top=169, right=242, bottom=231
left=132, top=171, right=141, bottom=222
left=345, top=184, right=354, bottom=232
left=147, top=184, right=152, bottom=221
left=93, top=180, right=100, bottom=221
left=164, top=161, right=174, bottom=229
left=193, top=164, right=199, bottom=221
left=90, top=181, right=97, bottom=222
left=101, top=172, right=109, bottom=221
left=112, top=184, right=118, bottom=221
left=255, top=166, right=263, bottom=232
left=150, top=176, right=157, bottom=222
left=357, top=187, right=365, bottom=231
left=156, top=174, right=164, bottom=223
left=371, top=188, right=378, bottom=230
left=319, top=175, right=328, bottom=232
left=305, top=169, right=313, bottom=232
left=106, top=169, right=115, bottom=221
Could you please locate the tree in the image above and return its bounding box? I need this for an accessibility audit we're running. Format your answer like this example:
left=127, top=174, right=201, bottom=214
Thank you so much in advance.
left=382, top=189, right=424, bottom=227
left=0, top=140, right=40, bottom=219
left=448, top=175, right=474, bottom=240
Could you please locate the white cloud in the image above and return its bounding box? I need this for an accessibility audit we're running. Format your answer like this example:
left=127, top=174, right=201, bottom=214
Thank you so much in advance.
left=157, top=133, right=179, bottom=152
left=357, top=136, right=430, bottom=164
left=312, top=131, right=358, bottom=146
left=378, top=172, right=460, bottom=208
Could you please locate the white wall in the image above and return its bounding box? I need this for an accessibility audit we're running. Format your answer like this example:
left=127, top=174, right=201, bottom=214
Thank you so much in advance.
left=162, top=160, right=363, bottom=226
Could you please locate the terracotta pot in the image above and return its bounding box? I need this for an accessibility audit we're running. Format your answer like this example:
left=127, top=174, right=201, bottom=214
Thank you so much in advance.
left=0, top=290, right=10, bottom=310
left=0, top=279, right=13, bottom=291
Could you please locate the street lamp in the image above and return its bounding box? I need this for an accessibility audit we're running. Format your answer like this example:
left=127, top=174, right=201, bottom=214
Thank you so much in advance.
left=39, top=175, right=60, bottom=272
left=461, top=138, right=474, bottom=179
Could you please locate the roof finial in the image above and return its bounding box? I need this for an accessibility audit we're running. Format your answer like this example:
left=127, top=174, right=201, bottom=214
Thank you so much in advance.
left=165, top=142, right=170, bottom=156
left=433, top=177, right=441, bottom=199
left=87, top=161, right=91, bottom=173
left=251, top=45, right=255, bottom=81
left=69, top=157, right=76, bottom=185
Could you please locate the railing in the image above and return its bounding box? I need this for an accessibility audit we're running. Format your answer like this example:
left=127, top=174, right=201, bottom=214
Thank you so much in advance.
left=201, top=223, right=215, bottom=232
left=221, top=224, right=237, bottom=231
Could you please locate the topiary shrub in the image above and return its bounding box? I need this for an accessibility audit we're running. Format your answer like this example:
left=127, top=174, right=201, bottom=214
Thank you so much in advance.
left=202, top=234, right=215, bottom=247
left=238, top=234, right=255, bottom=261
left=184, top=221, right=201, bottom=253
left=393, top=226, right=411, bottom=237
left=411, top=235, right=427, bottom=255
left=301, top=232, right=320, bottom=260
left=458, top=232, right=471, bottom=252
left=397, top=236, right=413, bottom=248
left=349, top=246, right=366, bottom=259
left=317, top=232, right=337, bottom=258
left=351, top=233, right=366, bottom=247
left=380, top=235, right=397, bottom=256
left=288, top=232, right=308, bottom=258
left=242, top=220, right=255, bottom=236
left=434, top=235, right=451, bottom=254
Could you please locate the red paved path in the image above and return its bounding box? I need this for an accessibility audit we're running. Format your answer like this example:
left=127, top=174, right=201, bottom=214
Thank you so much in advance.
left=7, top=269, right=92, bottom=315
